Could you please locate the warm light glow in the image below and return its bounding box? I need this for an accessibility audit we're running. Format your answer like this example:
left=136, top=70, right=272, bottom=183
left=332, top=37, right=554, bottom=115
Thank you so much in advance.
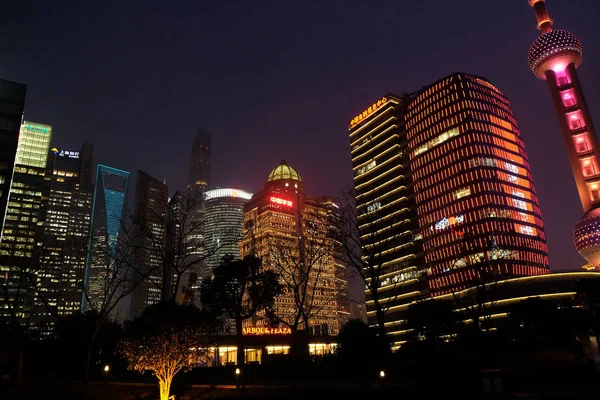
left=380, top=370, right=386, bottom=378
left=104, top=365, right=110, bottom=373
left=270, top=196, right=293, bottom=207
left=242, top=326, right=292, bottom=335
left=350, top=97, right=388, bottom=128
left=235, top=368, right=240, bottom=375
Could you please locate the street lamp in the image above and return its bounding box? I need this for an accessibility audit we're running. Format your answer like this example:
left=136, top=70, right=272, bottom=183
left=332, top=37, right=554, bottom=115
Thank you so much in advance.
left=235, top=368, right=241, bottom=390
left=379, top=370, right=386, bottom=388
left=104, top=365, right=110, bottom=374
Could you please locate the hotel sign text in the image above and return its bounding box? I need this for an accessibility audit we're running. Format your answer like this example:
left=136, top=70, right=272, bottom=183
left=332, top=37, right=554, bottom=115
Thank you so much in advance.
left=242, top=327, right=292, bottom=335
left=349, top=97, right=388, bottom=128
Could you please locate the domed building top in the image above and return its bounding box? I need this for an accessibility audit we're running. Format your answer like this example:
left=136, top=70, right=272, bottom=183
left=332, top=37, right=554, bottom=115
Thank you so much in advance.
left=267, top=160, right=302, bottom=183
left=528, top=29, right=583, bottom=76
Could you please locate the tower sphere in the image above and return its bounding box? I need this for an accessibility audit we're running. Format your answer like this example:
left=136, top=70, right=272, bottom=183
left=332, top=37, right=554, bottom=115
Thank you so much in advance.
left=528, top=29, right=583, bottom=79
left=574, top=208, right=600, bottom=267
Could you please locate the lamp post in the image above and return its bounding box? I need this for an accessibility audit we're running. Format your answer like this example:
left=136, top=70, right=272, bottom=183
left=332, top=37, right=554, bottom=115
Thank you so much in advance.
left=235, top=367, right=241, bottom=390
left=379, top=370, right=386, bottom=388
left=103, top=364, right=110, bottom=383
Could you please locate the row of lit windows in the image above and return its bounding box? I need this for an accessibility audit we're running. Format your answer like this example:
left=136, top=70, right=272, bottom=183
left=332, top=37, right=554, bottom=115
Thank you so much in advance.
left=417, top=191, right=540, bottom=231
left=414, top=171, right=538, bottom=215
left=412, top=139, right=531, bottom=181
left=424, top=223, right=548, bottom=258
left=411, top=129, right=529, bottom=173
left=413, top=150, right=530, bottom=193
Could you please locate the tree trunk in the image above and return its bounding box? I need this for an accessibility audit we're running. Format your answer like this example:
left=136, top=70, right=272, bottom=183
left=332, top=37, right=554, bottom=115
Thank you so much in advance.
left=159, top=377, right=172, bottom=400
left=235, top=317, right=245, bottom=366
left=17, top=348, right=24, bottom=389
left=373, top=298, right=386, bottom=336
left=82, top=323, right=102, bottom=399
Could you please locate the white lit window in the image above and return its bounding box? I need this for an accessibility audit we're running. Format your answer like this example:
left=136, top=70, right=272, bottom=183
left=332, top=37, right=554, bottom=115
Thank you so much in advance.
left=453, top=187, right=471, bottom=200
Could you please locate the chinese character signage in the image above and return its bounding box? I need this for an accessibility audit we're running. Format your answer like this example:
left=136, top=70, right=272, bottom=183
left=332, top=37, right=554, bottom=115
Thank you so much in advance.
left=270, top=196, right=293, bottom=207
left=349, top=97, right=388, bottom=128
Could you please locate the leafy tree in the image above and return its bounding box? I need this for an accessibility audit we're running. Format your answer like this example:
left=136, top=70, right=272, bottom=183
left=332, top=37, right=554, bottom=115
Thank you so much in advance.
left=118, top=302, right=213, bottom=400
left=404, top=299, right=461, bottom=343
left=335, top=319, right=390, bottom=385
left=199, top=255, right=281, bottom=365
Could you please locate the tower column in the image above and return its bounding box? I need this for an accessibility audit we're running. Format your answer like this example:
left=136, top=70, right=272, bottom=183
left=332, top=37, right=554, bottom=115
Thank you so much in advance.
left=544, top=64, right=600, bottom=212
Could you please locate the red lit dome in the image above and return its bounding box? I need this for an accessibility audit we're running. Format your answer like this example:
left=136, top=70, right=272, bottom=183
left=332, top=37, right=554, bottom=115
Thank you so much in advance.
left=574, top=208, right=600, bottom=267
left=528, top=30, right=583, bottom=79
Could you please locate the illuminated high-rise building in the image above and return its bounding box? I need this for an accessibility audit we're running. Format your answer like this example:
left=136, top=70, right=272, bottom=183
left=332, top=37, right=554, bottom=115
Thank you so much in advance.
left=204, top=188, right=252, bottom=270
left=83, top=164, right=130, bottom=313
left=0, top=79, right=27, bottom=239
left=182, top=130, right=212, bottom=306
left=35, top=144, right=94, bottom=327
left=525, top=1, right=600, bottom=267
left=240, top=160, right=341, bottom=335
left=0, top=121, right=52, bottom=322
left=348, top=94, right=428, bottom=336
left=188, top=130, right=212, bottom=191
left=406, top=72, right=549, bottom=295
left=130, top=171, right=169, bottom=318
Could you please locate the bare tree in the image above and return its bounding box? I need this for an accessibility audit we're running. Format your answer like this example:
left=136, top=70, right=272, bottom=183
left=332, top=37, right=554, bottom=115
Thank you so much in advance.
left=329, top=187, right=419, bottom=336
left=264, top=207, right=339, bottom=338
left=129, top=189, right=240, bottom=304
left=443, top=217, right=519, bottom=333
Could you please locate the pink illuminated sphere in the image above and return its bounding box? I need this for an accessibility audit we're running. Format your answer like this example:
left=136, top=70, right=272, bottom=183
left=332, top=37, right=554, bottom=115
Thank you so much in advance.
left=574, top=208, right=600, bottom=267
left=528, top=30, right=583, bottom=79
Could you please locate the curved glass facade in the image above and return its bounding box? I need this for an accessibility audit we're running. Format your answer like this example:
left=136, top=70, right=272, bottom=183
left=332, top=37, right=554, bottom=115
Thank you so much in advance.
left=406, top=73, right=549, bottom=295
left=204, top=188, right=252, bottom=270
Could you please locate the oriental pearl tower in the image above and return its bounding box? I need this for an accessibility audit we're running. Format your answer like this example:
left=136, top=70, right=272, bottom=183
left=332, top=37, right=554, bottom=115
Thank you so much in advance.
left=526, top=1, right=600, bottom=267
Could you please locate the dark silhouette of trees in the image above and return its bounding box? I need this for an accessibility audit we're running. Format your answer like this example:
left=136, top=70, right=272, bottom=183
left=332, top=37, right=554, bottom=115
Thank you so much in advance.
left=335, top=319, right=390, bottom=386
left=403, top=299, right=462, bottom=343
left=199, top=255, right=281, bottom=366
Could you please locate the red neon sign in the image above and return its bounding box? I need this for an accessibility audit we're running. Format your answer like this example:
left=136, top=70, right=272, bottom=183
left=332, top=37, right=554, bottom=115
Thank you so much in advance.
left=270, top=196, right=293, bottom=207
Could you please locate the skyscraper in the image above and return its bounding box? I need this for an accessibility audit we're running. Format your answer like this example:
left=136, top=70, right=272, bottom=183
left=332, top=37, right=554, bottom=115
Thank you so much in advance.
left=348, top=95, right=428, bottom=335
left=240, top=160, right=341, bottom=335
left=405, top=72, right=549, bottom=295
left=188, top=130, right=211, bottom=190
left=130, top=170, right=169, bottom=318
left=0, top=121, right=52, bottom=322
left=0, top=79, right=27, bottom=239
left=204, top=188, right=252, bottom=270
left=525, top=1, right=600, bottom=267
left=35, top=144, right=94, bottom=326
left=183, top=130, right=212, bottom=306
left=83, top=164, right=130, bottom=313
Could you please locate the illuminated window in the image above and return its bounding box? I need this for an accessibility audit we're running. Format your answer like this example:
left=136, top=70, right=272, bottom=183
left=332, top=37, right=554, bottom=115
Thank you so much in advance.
left=367, top=201, right=381, bottom=213
left=357, top=160, right=377, bottom=176
left=414, top=127, right=459, bottom=156
left=453, top=187, right=471, bottom=200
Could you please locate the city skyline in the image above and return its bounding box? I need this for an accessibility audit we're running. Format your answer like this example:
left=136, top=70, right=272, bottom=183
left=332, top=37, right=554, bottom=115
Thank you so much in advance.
left=2, top=1, right=599, bottom=271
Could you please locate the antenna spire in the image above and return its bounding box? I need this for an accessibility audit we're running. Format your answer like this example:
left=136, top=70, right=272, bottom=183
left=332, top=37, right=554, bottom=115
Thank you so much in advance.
left=528, top=0, right=553, bottom=33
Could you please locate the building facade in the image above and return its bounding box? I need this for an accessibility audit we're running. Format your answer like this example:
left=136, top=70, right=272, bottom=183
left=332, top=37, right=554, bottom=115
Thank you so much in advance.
left=406, top=72, right=549, bottom=296
left=35, top=144, right=94, bottom=327
left=204, top=188, right=252, bottom=270
left=348, top=94, right=428, bottom=338
left=0, top=79, right=27, bottom=239
left=525, top=1, right=600, bottom=267
left=0, top=121, right=52, bottom=322
left=130, top=171, right=169, bottom=318
left=182, top=130, right=212, bottom=306
left=240, top=160, right=342, bottom=335
left=83, top=164, right=130, bottom=314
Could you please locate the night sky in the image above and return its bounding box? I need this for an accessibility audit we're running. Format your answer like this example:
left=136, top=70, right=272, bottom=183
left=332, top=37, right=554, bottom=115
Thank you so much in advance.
left=1, top=0, right=599, bottom=273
